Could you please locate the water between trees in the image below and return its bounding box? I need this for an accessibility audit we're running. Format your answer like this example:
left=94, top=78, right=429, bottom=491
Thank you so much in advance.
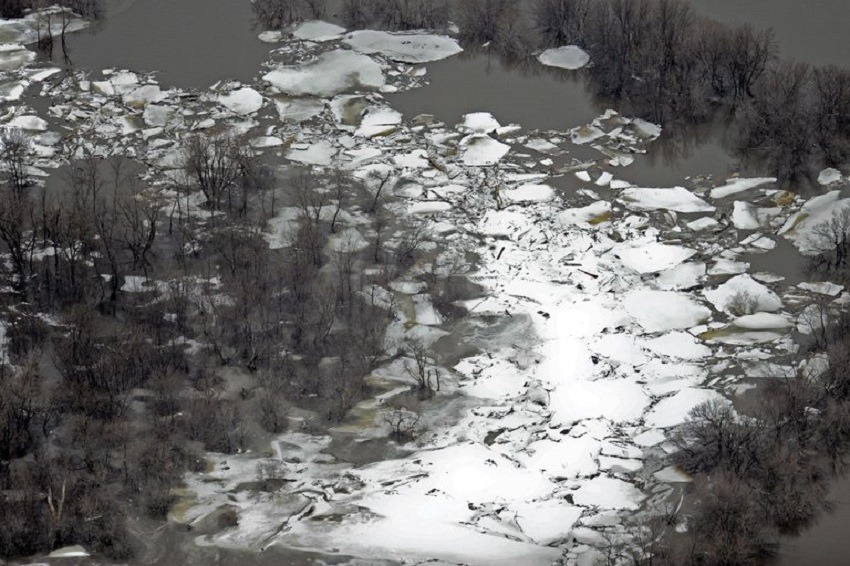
left=54, top=0, right=850, bottom=563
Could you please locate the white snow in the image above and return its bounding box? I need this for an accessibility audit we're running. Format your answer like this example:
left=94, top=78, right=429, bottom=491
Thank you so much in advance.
left=537, top=46, right=590, bottom=70
left=263, top=50, right=385, bottom=97
left=558, top=202, right=612, bottom=227
left=620, top=187, right=715, bottom=213
left=219, top=87, right=263, bottom=115
left=344, top=30, right=463, bottom=63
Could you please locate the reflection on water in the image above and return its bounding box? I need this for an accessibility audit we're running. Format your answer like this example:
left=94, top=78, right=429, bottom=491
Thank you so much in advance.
left=61, top=0, right=272, bottom=89
left=690, top=0, right=850, bottom=68
left=773, top=473, right=850, bottom=566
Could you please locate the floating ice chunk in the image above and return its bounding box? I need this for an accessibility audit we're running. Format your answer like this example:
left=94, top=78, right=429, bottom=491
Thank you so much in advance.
left=525, top=138, right=559, bottom=154
left=409, top=201, right=451, bottom=214
left=574, top=170, right=592, bottom=182
left=616, top=242, right=696, bottom=274
left=731, top=201, right=781, bottom=230
left=644, top=332, right=711, bottom=360
left=122, top=84, right=164, bottom=107
left=656, top=262, right=706, bottom=290
left=393, top=149, right=429, bottom=168
left=356, top=106, right=402, bottom=137
left=654, top=466, right=692, bottom=483
left=263, top=49, right=385, bottom=97
left=595, top=172, right=613, bottom=186
left=250, top=136, right=284, bottom=148
left=624, top=290, right=711, bottom=332
left=559, top=202, right=612, bottom=226
left=620, top=187, right=714, bottom=213
left=460, top=134, right=509, bottom=166
left=459, top=112, right=501, bottom=134
left=0, top=80, right=25, bottom=101
left=274, top=97, right=324, bottom=123
left=646, top=388, right=729, bottom=428
left=572, top=476, right=646, bottom=510
left=503, top=183, right=554, bottom=203
left=219, top=87, right=263, bottom=114
left=708, top=258, right=749, bottom=275
left=570, top=124, right=605, bottom=145
left=92, top=80, right=115, bottom=96
left=344, top=30, right=463, bottom=63
left=817, top=167, right=842, bottom=186
left=709, top=177, right=776, bottom=199
left=257, top=30, right=283, bottom=43
left=286, top=139, right=336, bottom=165
left=0, top=44, right=35, bottom=71
left=48, top=545, right=89, bottom=558
left=798, top=281, right=844, bottom=296
left=143, top=104, right=173, bottom=127
left=537, top=45, right=590, bottom=70
left=6, top=114, right=47, bottom=131
left=703, top=274, right=782, bottom=314
left=292, top=20, right=346, bottom=42
left=732, top=312, right=791, bottom=330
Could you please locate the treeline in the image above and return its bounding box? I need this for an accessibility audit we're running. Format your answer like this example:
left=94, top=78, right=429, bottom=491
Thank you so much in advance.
left=0, top=128, right=411, bottom=558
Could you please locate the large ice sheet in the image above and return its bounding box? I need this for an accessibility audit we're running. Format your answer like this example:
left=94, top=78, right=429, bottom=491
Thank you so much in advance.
left=621, top=187, right=715, bottom=213
left=344, top=30, right=463, bottom=63
left=624, top=290, right=711, bottom=332
left=263, top=50, right=385, bottom=97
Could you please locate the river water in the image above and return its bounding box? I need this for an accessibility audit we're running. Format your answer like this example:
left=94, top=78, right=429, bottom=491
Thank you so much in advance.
left=40, top=0, right=850, bottom=564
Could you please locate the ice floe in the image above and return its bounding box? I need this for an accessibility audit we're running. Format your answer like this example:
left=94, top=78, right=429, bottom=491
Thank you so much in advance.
left=537, top=45, right=590, bottom=70
left=263, top=49, right=385, bottom=97
left=620, top=187, right=714, bottom=213
left=344, top=30, right=463, bottom=63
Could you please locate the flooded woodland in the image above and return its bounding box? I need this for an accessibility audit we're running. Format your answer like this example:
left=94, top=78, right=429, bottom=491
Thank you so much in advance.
left=1, top=0, right=850, bottom=565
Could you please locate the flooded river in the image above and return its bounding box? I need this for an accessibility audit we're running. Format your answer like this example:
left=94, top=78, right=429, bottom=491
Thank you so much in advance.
left=17, top=0, right=850, bottom=564
left=62, top=0, right=271, bottom=88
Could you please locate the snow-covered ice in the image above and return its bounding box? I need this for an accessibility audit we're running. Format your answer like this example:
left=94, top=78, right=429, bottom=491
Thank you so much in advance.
left=537, top=46, right=590, bottom=70
left=344, top=30, right=463, bottom=63
left=263, top=50, right=385, bottom=97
